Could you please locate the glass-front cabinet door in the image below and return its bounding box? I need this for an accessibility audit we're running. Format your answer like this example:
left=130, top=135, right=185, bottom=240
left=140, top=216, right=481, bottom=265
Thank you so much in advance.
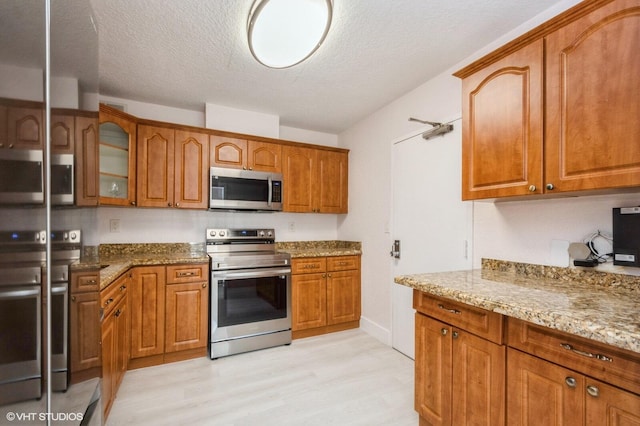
left=99, top=104, right=137, bottom=206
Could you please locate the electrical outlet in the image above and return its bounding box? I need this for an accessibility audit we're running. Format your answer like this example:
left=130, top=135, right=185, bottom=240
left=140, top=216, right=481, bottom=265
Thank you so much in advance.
left=109, top=219, right=120, bottom=233
left=288, top=222, right=295, bottom=232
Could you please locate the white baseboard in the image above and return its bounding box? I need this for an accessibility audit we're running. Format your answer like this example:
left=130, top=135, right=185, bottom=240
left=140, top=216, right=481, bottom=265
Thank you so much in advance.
left=359, top=316, right=391, bottom=346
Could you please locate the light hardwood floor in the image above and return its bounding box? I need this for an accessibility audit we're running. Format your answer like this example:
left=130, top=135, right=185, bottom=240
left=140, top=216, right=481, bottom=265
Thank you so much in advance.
left=106, top=329, right=418, bottom=425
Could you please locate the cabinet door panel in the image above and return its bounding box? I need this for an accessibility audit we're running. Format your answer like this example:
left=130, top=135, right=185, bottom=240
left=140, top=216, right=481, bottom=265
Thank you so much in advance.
left=507, top=348, right=584, bottom=426
left=101, top=311, right=116, bottom=419
left=291, top=273, right=326, bottom=330
left=75, top=115, right=99, bottom=206
left=8, top=106, right=43, bottom=149
left=461, top=40, right=543, bottom=200
left=210, top=136, right=247, bottom=169
left=248, top=140, right=281, bottom=172
left=317, top=150, right=348, bottom=213
left=452, top=330, right=505, bottom=426
left=165, top=282, right=208, bottom=352
left=51, top=113, right=74, bottom=153
left=70, top=291, right=101, bottom=373
left=586, top=378, right=640, bottom=426
left=130, top=266, right=165, bottom=358
left=415, top=313, right=452, bottom=426
left=137, top=125, right=174, bottom=207
left=283, top=146, right=316, bottom=212
left=175, top=130, right=208, bottom=209
left=545, top=0, right=640, bottom=192
left=326, top=269, right=360, bottom=325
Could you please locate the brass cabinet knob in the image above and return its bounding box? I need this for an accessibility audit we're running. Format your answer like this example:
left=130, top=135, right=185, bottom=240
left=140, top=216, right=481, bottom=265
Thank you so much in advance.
left=546, top=183, right=555, bottom=190
left=586, top=385, right=599, bottom=398
left=528, top=185, right=536, bottom=192
left=565, top=377, right=577, bottom=388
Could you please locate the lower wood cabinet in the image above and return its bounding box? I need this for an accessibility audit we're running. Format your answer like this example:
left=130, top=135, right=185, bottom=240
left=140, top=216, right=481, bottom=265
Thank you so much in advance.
left=414, top=292, right=505, bottom=426
left=413, top=290, right=640, bottom=426
left=291, top=255, right=360, bottom=339
left=165, top=265, right=209, bottom=353
left=129, top=263, right=208, bottom=368
left=100, top=271, right=130, bottom=420
left=69, top=270, right=101, bottom=383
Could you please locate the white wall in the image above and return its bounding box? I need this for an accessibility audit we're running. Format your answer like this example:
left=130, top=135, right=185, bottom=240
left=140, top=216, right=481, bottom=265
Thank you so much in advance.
left=336, top=0, right=640, bottom=344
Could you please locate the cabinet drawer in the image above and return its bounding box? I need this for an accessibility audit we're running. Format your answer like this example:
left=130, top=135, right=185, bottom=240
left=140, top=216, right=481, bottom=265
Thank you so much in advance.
left=413, top=291, right=504, bottom=344
left=71, top=271, right=99, bottom=293
left=507, top=318, right=640, bottom=395
left=292, top=258, right=327, bottom=274
left=166, top=264, right=208, bottom=284
left=100, top=273, right=128, bottom=317
left=327, top=255, right=359, bottom=271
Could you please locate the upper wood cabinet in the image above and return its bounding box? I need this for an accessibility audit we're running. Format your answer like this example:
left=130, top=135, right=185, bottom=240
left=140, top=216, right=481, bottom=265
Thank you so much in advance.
left=283, top=145, right=348, bottom=213
left=210, top=135, right=282, bottom=172
left=456, top=0, right=640, bottom=200
left=75, top=113, right=100, bottom=206
left=50, top=110, right=75, bottom=154
left=460, top=40, right=543, bottom=200
left=137, top=125, right=209, bottom=209
left=544, top=0, right=640, bottom=193
left=98, top=104, right=137, bottom=206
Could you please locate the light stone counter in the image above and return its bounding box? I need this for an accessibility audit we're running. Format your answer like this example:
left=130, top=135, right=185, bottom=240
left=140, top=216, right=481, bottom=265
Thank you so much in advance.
left=395, top=259, right=640, bottom=354
left=276, top=240, right=362, bottom=258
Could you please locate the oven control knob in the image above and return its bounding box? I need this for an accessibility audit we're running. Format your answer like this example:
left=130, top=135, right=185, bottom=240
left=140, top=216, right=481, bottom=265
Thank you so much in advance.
left=209, top=230, right=216, bottom=237
left=219, top=230, right=225, bottom=237
left=267, top=231, right=273, bottom=237
left=63, top=232, right=69, bottom=240
left=259, top=230, right=265, bottom=237
left=70, top=232, right=77, bottom=240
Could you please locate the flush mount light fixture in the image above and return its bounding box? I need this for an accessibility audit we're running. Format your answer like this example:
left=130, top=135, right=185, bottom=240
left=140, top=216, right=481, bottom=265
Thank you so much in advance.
left=247, top=0, right=333, bottom=69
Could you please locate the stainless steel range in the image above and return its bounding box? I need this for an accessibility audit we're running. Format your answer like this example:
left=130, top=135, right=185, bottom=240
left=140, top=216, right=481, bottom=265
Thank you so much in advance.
left=206, top=228, right=291, bottom=359
left=0, top=229, right=80, bottom=406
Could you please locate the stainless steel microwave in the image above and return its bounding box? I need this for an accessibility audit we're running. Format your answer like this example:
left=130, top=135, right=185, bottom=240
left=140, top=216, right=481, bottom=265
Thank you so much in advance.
left=0, top=149, right=74, bottom=206
left=209, top=167, right=283, bottom=211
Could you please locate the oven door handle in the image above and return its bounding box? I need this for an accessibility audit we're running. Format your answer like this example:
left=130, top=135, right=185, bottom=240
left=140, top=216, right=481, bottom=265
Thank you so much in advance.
left=0, top=287, right=41, bottom=299
left=213, top=267, right=291, bottom=280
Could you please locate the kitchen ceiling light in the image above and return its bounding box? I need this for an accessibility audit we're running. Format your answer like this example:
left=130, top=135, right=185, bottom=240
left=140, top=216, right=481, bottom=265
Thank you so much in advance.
left=247, top=0, right=332, bottom=69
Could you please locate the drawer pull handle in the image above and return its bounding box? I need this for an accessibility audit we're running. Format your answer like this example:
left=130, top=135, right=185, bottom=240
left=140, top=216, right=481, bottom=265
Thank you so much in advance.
left=560, top=343, right=613, bottom=362
left=119, top=285, right=126, bottom=291
left=437, top=304, right=461, bottom=315
left=565, top=377, right=577, bottom=388
left=115, top=309, right=122, bottom=318
left=586, top=385, right=599, bottom=398
left=178, top=271, right=196, bottom=277
left=104, top=297, right=114, bottom=307
left=87, top=279, right=97, bottom=284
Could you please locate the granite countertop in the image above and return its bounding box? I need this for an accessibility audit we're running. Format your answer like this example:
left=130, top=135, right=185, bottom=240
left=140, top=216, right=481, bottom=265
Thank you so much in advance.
left=395, top=259, right=640, bottom=354
left=72, top=243, right=209, bottom=290
left=276, top=240, right=362, bottom=258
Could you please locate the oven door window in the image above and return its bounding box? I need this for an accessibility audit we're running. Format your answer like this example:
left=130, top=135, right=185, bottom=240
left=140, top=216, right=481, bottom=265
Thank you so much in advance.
left=211, top=176, right=269, bottom=202
left=0, top=286, right=41, bottom=380
left=217, top=275, right=287, bottom=327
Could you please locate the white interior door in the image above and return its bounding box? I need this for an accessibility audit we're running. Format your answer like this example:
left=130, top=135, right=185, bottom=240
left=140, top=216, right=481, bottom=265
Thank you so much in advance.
left=391, top=122, right=472, bottom=359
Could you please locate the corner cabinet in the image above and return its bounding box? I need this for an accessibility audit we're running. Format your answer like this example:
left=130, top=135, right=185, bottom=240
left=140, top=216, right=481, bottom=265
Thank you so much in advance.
left=456, top=0, right=640, bottom=200
left=98, top=104, right=137, bottom=206
left=282, top=146, right=349, bottom=213
left=413, top=291, right=505, bottom=426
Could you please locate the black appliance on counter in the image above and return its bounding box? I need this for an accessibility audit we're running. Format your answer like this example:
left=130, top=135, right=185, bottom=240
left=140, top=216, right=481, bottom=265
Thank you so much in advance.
left=0, top=230, right=81, bottom=406
left=613, top=206, right=640, bottom=267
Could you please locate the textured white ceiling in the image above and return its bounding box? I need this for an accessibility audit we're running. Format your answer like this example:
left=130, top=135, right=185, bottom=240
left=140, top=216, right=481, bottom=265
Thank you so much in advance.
left=90, top=0, right=563, bottom=134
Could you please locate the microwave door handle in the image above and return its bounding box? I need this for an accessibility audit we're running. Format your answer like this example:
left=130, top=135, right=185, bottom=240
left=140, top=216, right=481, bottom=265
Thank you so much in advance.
left=267, top=175, right=273, bottom=207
